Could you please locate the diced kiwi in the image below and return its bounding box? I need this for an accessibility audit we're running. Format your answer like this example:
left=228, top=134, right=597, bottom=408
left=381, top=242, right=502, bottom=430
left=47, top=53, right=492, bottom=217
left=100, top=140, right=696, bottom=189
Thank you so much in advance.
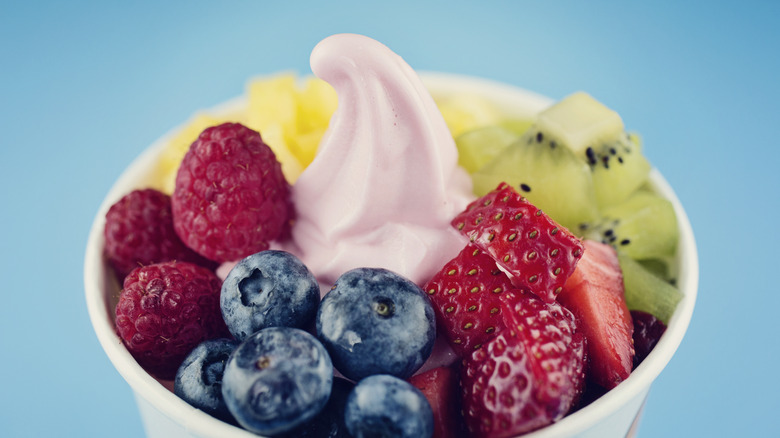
left=455, top=125, right=519, bottom=174
left=535, top=92, right=651, bottom=209
left=581, top=190, right=678, bottom=261
left=472, top=127, right=600, bottom=232
left=587, top=132, right=651, bottom=209
left=638, top=258, right=675, bottom=284
left=619, top=253, right=682, bottom=324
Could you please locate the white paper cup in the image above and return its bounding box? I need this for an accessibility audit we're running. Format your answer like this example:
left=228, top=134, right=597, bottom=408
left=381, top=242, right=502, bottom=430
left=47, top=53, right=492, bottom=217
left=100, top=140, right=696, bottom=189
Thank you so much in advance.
left=84, top=73, right=698, bottom=438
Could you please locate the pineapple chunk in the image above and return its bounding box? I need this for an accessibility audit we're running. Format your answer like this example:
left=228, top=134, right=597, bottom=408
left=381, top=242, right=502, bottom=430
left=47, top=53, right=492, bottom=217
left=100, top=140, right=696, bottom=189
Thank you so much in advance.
left=434, top=93, right=505, bottom=137
left=246, top=73, right=337, bottom=180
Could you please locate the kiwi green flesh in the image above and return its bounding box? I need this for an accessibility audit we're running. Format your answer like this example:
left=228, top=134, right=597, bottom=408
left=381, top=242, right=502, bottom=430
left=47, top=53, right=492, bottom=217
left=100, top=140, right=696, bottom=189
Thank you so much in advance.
left=619, top=252, right=682, bottom=324
left=638, top=258, right=676, bottom=284
left=472, top=129, right=599, bottom=232
left=581, top=190, right=678, bottom=261
left=589, top=133, right=652, bottom=209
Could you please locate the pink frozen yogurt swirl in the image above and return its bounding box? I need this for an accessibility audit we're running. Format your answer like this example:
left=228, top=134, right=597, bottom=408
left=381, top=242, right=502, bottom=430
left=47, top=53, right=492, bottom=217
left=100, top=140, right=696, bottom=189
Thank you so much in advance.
left=290, top=33, right=474, bottom=288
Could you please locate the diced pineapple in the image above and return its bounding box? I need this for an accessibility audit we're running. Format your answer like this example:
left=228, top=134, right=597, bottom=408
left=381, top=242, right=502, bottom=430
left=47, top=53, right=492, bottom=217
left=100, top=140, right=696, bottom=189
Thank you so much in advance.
left=295, top=77, right=337, bottom=134
left=254, top=123, right=304, bottom=183
left=292, top=78, right=337, bottom=168
left=434, top=93, right=506, bottom=137
left=245, top=74, right=337, bottom=181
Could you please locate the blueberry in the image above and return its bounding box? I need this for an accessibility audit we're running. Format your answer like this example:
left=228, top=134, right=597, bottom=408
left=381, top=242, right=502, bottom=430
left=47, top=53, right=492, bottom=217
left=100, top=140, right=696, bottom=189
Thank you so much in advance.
left=221, top=327, right=333, bottom=436
left=280, top=377, right=354, bottom=438
left=316, top=267, right=436, bottom=381
left=173, top=338, right=239, bottom=424
left=344, top=374, right=434, bottom=438
left=221, top=250, right=320, bottom=340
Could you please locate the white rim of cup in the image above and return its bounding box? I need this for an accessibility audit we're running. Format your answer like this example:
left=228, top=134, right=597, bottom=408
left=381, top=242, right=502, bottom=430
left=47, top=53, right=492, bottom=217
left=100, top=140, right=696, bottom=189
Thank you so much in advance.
left=84, top=72, right=698, bottom=438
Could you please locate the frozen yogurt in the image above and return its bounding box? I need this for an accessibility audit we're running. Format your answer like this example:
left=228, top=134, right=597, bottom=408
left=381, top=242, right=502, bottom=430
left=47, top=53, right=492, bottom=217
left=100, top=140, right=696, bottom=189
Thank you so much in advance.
left=290, top=34, right=474, bottom=286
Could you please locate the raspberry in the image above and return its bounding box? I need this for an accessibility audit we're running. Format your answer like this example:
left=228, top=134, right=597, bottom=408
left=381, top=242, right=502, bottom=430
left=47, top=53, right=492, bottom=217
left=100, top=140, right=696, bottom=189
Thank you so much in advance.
left=103, top=188, right=215, bottom=281
left=172, top=122, right=292, bottom=263
left=115, top=261, right=229, bottom=379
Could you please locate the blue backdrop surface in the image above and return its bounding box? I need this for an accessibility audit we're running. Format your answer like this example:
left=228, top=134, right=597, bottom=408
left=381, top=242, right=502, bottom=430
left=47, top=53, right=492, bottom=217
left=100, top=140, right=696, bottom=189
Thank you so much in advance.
left=1, top=1, right=778, bottom=437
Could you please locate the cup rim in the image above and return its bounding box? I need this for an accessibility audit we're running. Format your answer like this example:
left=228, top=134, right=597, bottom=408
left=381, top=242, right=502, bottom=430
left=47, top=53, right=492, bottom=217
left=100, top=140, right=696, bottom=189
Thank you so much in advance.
left=84, top=72, right=698, bottom=438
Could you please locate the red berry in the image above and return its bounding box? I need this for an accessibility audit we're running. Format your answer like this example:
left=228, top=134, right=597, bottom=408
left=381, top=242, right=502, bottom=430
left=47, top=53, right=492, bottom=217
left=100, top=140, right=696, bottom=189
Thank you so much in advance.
left=558, top=240, right=634, bottom=389
left=172, top=122, right=292, bottom=263
left=408, top=365, right=469, bottom=438
left=451, top=182, right=584, bottom=303
left=103, top=188, right=215, bottom=281
left=631, top=310, right=666, bottom=368
left=115, top=261, right=229, bottom=379
left=461, top=290, right=586, bottom=437
left=423, top=244, right=513, bottom=356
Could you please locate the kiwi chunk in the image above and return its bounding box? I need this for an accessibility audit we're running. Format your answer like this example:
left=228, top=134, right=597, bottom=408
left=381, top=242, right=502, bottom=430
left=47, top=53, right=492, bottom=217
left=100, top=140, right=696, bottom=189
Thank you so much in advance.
left=535, top=92, right=651, bottom=209
left=587, top=132, right=651, bottom=209
left=472, top=127, right=599, bottom=232
left=581, top=190, right=678, bottom=260
left=619, top=253, right=682, bottom=324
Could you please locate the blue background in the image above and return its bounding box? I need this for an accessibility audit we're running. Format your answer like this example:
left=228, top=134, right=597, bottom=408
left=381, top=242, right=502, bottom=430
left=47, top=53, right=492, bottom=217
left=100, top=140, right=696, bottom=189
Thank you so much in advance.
left=2, top=1, right=778, bottom=437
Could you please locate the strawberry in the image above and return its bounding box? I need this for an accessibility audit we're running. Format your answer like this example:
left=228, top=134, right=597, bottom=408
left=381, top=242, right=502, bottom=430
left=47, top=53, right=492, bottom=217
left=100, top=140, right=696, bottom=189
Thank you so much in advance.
left=451, top=182, right=584, bottom=303
left=424, top=244, right=514, bottom=356
left=461, top=290, right=586, bottom=437
left=558, top=240, right=634, bottom=389
left=408, top=365, right=468, bottom=438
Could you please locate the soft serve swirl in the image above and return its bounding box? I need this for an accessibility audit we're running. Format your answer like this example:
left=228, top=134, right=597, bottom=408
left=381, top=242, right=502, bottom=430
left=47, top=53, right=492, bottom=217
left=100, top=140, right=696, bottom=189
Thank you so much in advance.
left=290, top=34, right=474, bottom=287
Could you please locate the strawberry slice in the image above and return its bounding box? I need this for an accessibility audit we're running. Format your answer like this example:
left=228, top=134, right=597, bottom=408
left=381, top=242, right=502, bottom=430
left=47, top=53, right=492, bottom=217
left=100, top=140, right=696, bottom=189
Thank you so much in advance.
left=557, top=240, right=634, bottom=389
left=408, top=365, right=468, bottom=438
left=451, top=182, right=584, bottom=303
left=424, top=244, right=514, bottom=356
left=461, top=290, right=586, bottom=437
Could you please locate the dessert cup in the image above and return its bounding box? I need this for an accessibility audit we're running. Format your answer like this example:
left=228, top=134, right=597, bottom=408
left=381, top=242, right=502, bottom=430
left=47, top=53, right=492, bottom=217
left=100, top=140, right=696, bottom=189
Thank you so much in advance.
left=84, top=72, right=698, bottom=438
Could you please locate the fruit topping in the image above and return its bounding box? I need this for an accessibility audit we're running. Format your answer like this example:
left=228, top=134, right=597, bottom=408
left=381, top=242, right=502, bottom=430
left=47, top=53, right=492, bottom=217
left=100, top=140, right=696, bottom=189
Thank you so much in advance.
left=154, top=113, right=236, bottom=193
left=631, top=310, right=668, bottom=368
left=103, top=188, right=215, bottom=281
left=345, top=374, right=434, bottom=438
left=220, top=250, right=320, bottom=341
left=316, top=268, right=436, bottom=381
left=558, top=240, right=634, bottom=389
left=221, top=327, right=333, bottom=436
left=114, top=261, right=229, bottom=379
left=452, top=182, right=585, bottom=303
left=455, top=125, right=520, bottom=174
left=280, top=377, right=355, bottom=438
left=472, top=92, right=653, bottom=231
left=532, top=92, right=650, bottom=210
left=424, top=244, right=513, bottom=356
left=471, top=126, right=599, bottom=232
left=174, top=338, right=239, bottom=423
left=171, top=122, right=292, bottom=263
left=246, top=74, right=338, bottom=181
left=408, top=365, right=469, bottom=438
left=461, top=290, right=586, bottom=437
left=582, top=189, right=678, bottom=261
left=619, top=252, right=682, bottom=325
